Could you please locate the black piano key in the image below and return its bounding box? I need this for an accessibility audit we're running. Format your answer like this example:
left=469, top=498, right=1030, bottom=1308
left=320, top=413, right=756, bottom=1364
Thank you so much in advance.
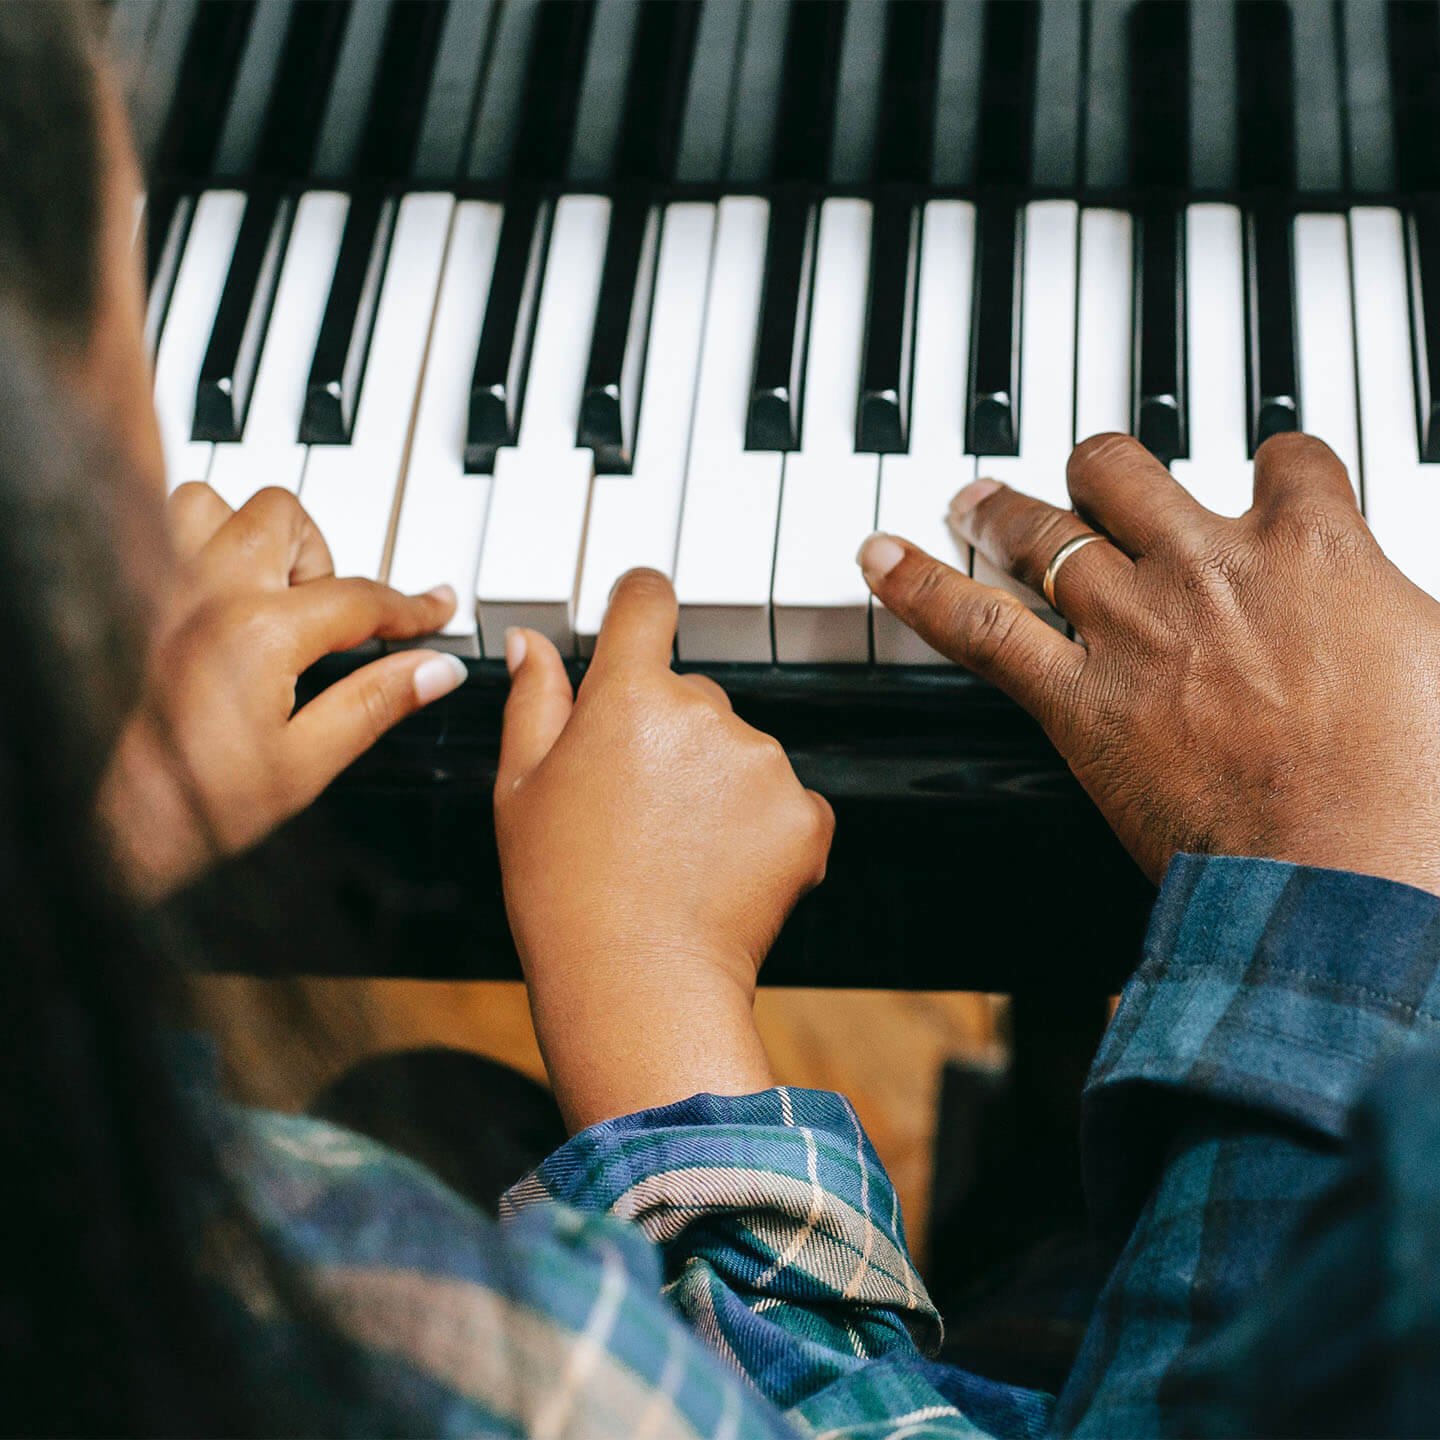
left=857, top=201, right=919, bottom=454
left=1408, top=203, right=1440, bottom=463
left=312, top=2, right=396, bottom=180
left=1128, top=0, right=1188, bottom=188
left=356, top=0, right=450, bottom=178
left=579, top=202, right=660, bottom=472
left=300, top=194, right=396, bottom=445
left=975, top=0, right=1039, bottom=187
left=611, top=0, right=701, bottom=182
left=414, top=0, right=498, bottom=179
left=194, top=194, right=292, bottom=442
left=212, top=0, right=294, bottom=176
left=252, top=0, right=353, bottom=177
left=156, top=0, right=257, bottom=180
left=675, top=0, right=747, bottom=183
left=874, top=0, right=942, bottom=183
left=829, top=0, right=887, bottom=184
left=1133, top=204, right=1187, bottom=466
left=1245, top=207, right=1300, bottom=451
left=771, top=0, right=847, bottom=182
left=967, top=202, right=1023, bottom=457
left=747, top=197, right=817, bottom=452
left=1389, top=0, right=1440, bottom=192
left=465, top=199, right=551, bottom=473
left=1237, top=0, right=1296, bottom=190
left=510, top=1, right=597, bottom=182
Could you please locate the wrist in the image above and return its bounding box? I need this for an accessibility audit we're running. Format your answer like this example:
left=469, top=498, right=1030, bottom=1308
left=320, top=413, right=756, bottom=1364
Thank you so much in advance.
left=523, top=945, right=774, bottom=1132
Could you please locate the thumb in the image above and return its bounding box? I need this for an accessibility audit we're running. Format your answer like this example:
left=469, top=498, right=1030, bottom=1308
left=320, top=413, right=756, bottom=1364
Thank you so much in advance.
left=286, top=649, right=469, bottom=799
left=497, top=628, right=574, bottom=791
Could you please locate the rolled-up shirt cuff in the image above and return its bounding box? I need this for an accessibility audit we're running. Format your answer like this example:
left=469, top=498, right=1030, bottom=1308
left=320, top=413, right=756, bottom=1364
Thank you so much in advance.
left=1084, top=852, right=1440, bottom=1231
left=500, top=1086, right=940, bottom=1352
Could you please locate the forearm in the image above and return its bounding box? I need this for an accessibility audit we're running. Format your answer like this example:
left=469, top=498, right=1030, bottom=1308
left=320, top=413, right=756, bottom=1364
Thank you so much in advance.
left=1058, top=853, right=1440, bottom=1434
left=524, top=957, right=774, bottom=1132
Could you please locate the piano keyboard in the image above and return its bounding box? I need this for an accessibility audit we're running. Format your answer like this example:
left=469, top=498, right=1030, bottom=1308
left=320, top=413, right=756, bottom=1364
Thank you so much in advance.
left=118, top=0, right=1440, bottom=665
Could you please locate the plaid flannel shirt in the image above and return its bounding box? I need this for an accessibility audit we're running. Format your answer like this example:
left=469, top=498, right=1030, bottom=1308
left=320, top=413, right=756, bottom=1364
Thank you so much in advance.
left=220, top=854, right=1440, bottom=1436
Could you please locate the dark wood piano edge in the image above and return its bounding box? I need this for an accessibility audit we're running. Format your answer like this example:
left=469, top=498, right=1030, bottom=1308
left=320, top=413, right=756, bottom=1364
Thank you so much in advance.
left=187, top=655, right=1152, bottom=994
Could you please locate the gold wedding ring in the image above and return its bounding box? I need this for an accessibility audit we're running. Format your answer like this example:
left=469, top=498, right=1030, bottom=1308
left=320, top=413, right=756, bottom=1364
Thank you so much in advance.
left=1042, top=533, right=1105, bottom=610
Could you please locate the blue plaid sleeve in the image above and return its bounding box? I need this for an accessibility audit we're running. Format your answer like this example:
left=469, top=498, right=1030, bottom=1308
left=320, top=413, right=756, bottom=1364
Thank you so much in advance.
left=1055, top=853, right=1440, bottom=1436
left=503, top=1086, right=1053, bottom=1439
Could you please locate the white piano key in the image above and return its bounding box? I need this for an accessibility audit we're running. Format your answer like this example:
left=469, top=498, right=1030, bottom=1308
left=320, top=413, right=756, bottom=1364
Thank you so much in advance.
left=206, top=191, right=347, bottom=507
left=1294, top=214, right=1361, bottom=494
left=875, top=200, right=977, bottom=665
left=153, top=189, right=245, bottom=492
left=574, top=204, right=716, bottom=655
left=475, top=195, right=610, bottom=655
left=1075, top=209, right=1133, bottom=441
left=1350, top=207, right=1440, bottom=596
left=673, top=197, right=783, bottom=662
left=298, top=193, right=454, bottom=582
left=975, top=200, right=1078, bottom=614
left=1172, top=204, right=1253, bottom=517
left=385, top=201, right=505, bottom=656
left=771, top=198, right=878, bottom=663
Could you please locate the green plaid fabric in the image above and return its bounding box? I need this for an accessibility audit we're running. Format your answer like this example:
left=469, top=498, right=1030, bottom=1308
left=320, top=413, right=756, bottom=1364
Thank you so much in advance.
left=213, top=853, right=1440, bottom=1436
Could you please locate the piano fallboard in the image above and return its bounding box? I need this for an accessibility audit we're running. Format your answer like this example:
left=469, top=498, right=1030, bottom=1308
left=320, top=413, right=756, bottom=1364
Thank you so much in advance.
left=252, top=656, right=1153, bottom=994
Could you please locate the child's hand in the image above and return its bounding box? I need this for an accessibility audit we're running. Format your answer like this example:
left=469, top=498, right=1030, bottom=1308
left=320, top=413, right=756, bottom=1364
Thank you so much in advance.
left=100, top=484, right=465, bottom=897
left=496, top=569, right=834, bottom=1129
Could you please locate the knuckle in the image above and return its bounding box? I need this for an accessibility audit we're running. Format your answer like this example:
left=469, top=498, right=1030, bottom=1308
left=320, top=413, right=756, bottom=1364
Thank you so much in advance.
left=358, top=676, right=400, bottom=747
left=1281, top=501, right=1369, bottom=567
left=1068, top=431, right=1140, bottom=480
left=1255, top=430, right=1333, bottom=469
left=966, top=593, right=1028, bottom=672
left=1024, top=509, right=1080, bottom=573
left=908, top=560, right=962, bottom=627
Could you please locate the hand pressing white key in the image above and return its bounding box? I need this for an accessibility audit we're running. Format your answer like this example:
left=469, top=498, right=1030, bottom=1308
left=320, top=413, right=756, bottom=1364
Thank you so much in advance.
left=99, top=483, right=466, bottom=900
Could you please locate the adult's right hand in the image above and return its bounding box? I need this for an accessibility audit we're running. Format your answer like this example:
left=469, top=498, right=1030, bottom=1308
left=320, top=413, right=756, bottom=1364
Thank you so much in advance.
left=859, top=432, right=1440, bottom=897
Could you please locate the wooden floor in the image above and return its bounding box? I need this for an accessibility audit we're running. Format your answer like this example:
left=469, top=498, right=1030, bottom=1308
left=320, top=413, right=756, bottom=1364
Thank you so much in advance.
left=194, top=978, right=1009, bottom=1268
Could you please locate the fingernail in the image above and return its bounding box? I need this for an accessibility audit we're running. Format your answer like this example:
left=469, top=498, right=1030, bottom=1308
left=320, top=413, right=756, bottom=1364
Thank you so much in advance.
left=856, top=533, right=905, bottom=585
left=413, top=652, right=468, bottom=704
left=504, top=627, right=527, bottom=676
left=425, top=583, right=458, bottom=615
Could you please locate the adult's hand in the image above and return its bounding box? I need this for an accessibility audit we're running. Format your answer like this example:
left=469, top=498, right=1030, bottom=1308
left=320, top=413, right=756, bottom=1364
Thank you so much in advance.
left=496, top=568, right=833, bottom=1130
left=859, top=432, right=1440, bottom=896
left=100, top=484, right=465, bottom=898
